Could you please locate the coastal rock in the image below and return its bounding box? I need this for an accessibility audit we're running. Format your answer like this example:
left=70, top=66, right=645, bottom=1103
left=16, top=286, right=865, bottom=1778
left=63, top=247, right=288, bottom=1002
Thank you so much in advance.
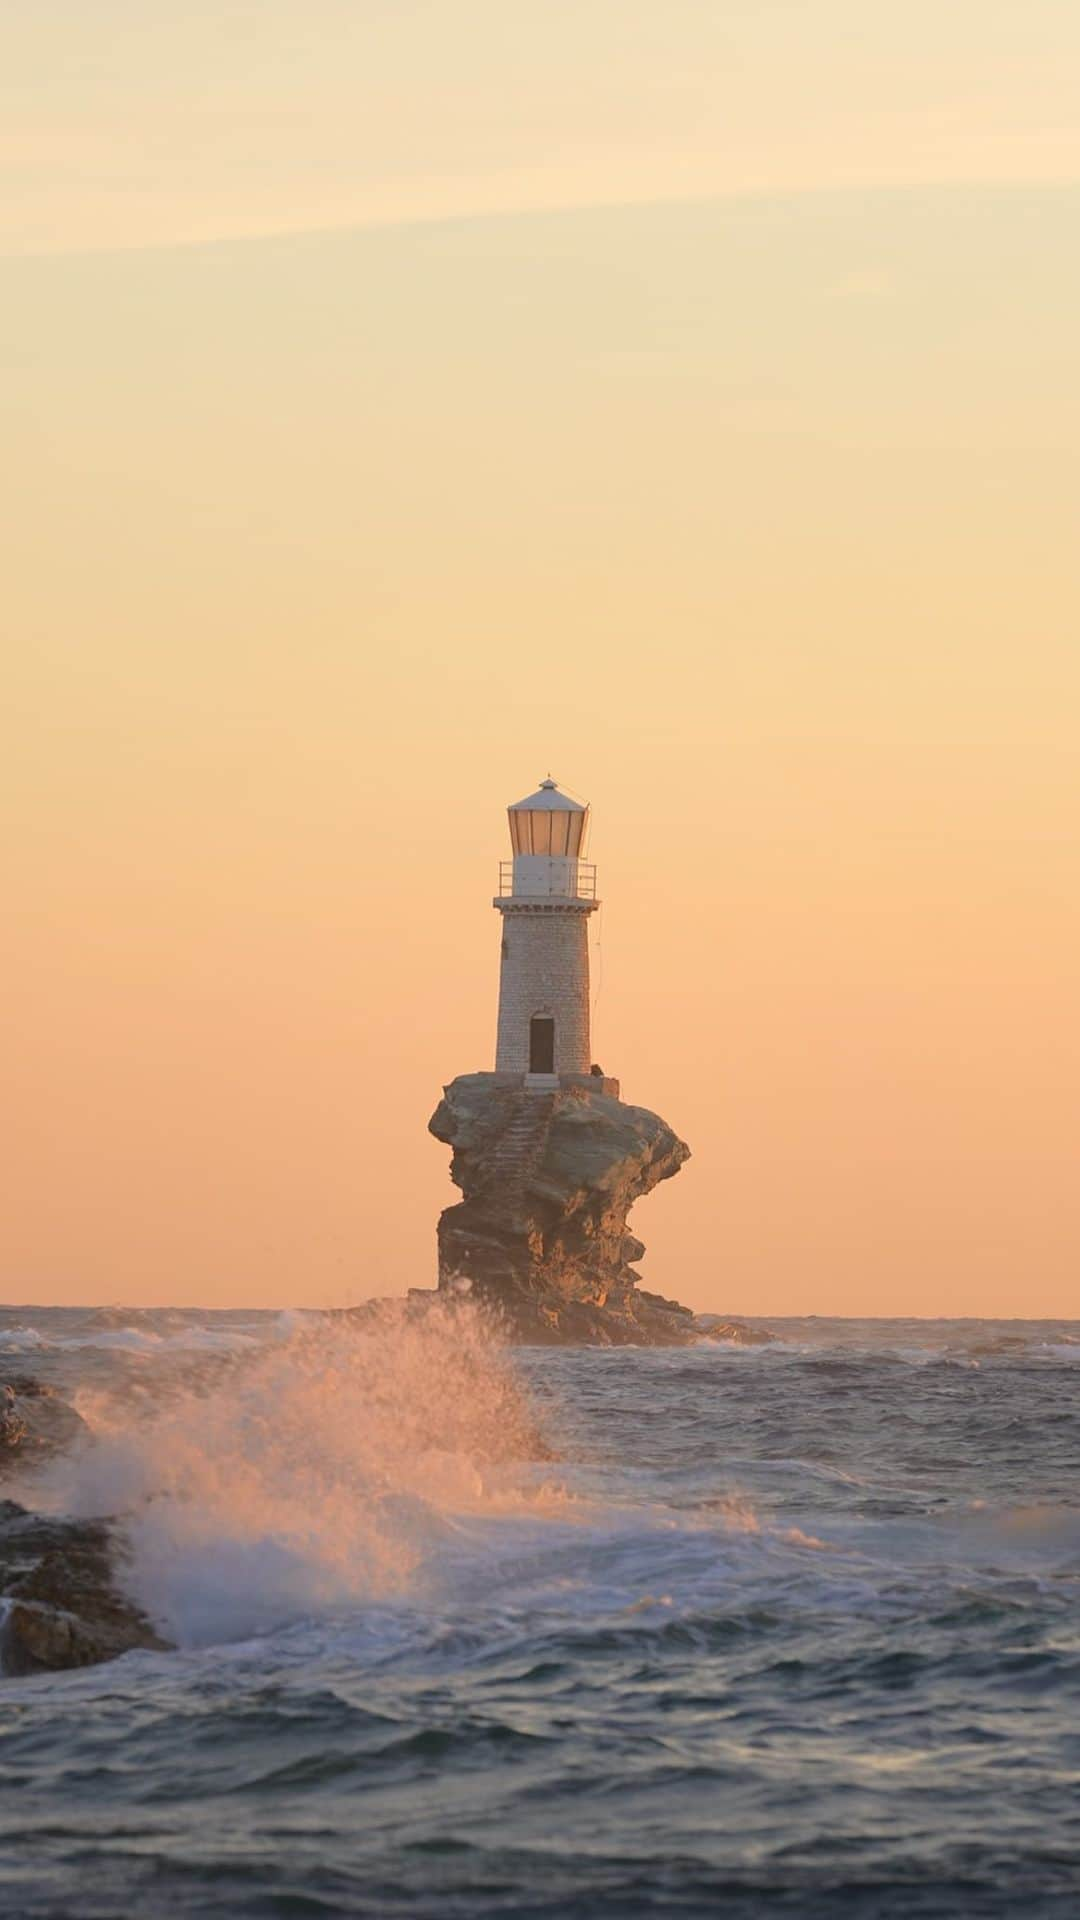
left=0, top=1499, right=169, bottom=1677
left=1, top=1377, right=89, bottom=1477
left=0, top=1377, right=167, bottom=1677
left=699, top=1320, right=776, bottom=1346
left=428, top=1074, right=696, bottom=1345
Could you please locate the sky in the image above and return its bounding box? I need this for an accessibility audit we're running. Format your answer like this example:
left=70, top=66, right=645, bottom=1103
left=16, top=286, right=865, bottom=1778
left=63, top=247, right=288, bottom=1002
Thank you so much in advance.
left=3, top=2, right=1078, bottom=1316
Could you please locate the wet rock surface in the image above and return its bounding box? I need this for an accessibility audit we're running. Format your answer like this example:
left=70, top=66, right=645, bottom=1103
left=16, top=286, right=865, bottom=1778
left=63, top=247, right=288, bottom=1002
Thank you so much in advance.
left=429, top=1075, right=699, bottom=1345
left=0, top=1498, right=169, bottom=1677
left=699, top=1320, right=777, bottom=1346
left=1, top=1376, right=89, bottom=1476
left=1, top=1375, right=168, bottom=1677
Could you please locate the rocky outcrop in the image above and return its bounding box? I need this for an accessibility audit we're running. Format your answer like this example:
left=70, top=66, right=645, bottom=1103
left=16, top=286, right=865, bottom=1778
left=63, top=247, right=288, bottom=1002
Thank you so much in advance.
left=1, top=1377, right=89, bottom=1477
left=0, top=1500, right=169, bottom=1677
left=1, top=1375, right=168, bottom=1677
left=428, top=1074, right=697, bottom=1345
left=697, top=1319, right=776, bottom=1346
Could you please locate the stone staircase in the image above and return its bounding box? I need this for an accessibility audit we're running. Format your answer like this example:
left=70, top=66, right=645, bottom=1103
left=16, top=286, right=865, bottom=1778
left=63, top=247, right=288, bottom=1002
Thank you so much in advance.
left=485, top=1093, right=555, bottom=1216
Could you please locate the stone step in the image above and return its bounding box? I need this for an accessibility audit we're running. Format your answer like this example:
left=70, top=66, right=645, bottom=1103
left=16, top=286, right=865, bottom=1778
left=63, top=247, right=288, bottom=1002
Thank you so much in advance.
left=483, top=1094, right=556, bottom=1205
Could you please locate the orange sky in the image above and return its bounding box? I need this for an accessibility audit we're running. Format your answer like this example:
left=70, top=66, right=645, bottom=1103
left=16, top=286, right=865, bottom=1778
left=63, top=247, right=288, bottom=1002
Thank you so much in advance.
left=3, top=5, right=1079, bottom=1315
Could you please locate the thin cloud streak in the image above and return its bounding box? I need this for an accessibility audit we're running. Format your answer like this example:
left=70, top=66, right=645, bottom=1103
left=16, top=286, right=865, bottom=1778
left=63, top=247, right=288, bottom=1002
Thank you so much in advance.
left=5, top=137, right=1080, bottom=261
left=5, top=0, right=1079, bottom=259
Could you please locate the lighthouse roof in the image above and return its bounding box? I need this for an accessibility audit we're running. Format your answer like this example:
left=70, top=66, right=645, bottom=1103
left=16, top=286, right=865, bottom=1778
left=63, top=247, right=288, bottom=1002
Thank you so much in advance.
left=509, top=778, right=587, bottom=814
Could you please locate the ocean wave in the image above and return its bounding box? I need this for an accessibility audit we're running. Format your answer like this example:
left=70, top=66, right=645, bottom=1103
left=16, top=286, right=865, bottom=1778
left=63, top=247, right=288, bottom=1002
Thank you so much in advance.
left=0, top=1327, right=51, bottom=1353
left=39, top=1301, right=563, bottom=1649
left=7, top=1306, right=1080, bottom=1664
left=3, top=1306, right=1079, bottom=1918
left=0, top=1322, right=264, bottom=1358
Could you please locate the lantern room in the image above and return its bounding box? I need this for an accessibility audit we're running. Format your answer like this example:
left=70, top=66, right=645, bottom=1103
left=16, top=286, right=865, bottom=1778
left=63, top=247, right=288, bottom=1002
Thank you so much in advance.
left=508, top=779, right=589, bottom=858
left=501, top=778, right=594, bottom=902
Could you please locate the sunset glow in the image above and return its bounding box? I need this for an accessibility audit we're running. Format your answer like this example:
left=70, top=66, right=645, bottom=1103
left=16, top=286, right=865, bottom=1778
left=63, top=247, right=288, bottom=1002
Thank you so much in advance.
left=4, top=2, right=1078, bottom=1315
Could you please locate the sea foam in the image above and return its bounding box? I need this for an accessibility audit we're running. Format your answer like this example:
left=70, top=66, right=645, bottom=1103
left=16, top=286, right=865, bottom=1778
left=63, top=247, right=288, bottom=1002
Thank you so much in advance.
left=48, top=1302, right=568, bottom=1647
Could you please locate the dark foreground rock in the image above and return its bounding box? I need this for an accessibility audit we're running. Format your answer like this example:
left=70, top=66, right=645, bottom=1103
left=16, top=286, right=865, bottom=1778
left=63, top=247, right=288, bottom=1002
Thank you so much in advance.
left=429, top=1074, right=698, bottom=1345
left=1, top=1377, right=89, bottom=1477
left=0, top=1499, right=169, bottom=1677
left=1, top=1375, right=167, bottom=1677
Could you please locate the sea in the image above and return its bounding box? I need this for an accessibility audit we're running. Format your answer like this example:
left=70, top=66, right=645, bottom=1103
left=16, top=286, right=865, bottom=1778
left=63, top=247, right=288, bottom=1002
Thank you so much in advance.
left=1, top=1304, right=1078, bottom=1918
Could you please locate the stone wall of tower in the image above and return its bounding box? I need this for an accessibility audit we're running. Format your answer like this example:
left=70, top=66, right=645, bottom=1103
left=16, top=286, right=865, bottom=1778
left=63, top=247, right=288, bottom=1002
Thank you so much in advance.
left=495, top=906, right=593, bottom=1073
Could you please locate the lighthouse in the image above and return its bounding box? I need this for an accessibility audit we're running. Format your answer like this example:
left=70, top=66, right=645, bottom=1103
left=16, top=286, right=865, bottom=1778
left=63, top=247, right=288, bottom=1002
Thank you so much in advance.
left=427, top=771, right=691, bottom=1341
left=493, top=778, right=601, bottom=1083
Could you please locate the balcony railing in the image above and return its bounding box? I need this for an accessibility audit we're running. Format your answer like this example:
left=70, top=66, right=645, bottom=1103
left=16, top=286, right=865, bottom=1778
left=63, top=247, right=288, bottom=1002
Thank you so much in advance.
left=498, top=860, right=597, bottom=900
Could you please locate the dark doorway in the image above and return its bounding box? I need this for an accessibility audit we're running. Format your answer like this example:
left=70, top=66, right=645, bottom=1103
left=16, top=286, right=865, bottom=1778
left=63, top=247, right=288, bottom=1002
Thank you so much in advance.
left=529, top=1016, right=555, bottom=1074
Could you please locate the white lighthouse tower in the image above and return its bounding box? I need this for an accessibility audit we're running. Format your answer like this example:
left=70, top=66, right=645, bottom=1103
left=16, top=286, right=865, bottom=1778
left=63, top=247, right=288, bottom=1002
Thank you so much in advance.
left=494, top=778, right=601, bottom=1084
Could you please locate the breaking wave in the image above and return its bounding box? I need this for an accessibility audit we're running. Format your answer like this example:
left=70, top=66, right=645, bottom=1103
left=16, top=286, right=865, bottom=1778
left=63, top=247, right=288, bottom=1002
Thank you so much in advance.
left=41, top=1302, right=569, bottom=1647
